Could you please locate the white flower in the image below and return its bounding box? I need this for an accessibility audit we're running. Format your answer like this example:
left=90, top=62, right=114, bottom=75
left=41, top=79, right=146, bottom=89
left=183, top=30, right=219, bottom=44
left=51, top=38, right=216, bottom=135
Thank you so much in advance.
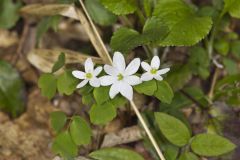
left=72, top=58, right=102, bottom=88
left=100, top=52, right=141, bottom=100
left=141, top=56, right=170, bottom=81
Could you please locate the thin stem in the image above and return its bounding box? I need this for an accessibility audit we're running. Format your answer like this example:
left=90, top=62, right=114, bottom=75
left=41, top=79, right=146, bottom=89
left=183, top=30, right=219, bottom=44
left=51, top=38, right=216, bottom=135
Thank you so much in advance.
left=208, top=67, right=220, bottom=101
left=130, top=101, right=166, bottom=160
left=78, top=1, right=166, bottom=160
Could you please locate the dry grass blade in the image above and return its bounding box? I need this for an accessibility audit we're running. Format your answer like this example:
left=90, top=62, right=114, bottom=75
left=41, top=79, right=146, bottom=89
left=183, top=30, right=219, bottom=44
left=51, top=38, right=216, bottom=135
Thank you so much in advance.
left=27, top=48, right=103, bottom=73
left=74, top=8, right=112, bottom=64
left=20, top=4, right=78, bottom=20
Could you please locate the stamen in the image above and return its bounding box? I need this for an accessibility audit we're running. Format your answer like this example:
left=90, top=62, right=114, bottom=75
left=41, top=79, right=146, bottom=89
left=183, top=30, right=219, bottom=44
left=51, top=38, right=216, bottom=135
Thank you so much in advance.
left=150, top=69, right=157, bottom=74
left=117, top=74, right=124, bottom=80
left=86, top=73, right=92, bottom=79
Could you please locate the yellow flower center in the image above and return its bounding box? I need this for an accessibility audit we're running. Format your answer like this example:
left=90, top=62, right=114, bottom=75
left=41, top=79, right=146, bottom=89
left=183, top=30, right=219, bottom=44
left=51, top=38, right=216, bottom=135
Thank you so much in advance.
left=117, top=74, right=124, bottom=81
left=86, top=73, right=92, bottom=79
left=150, top=69, right=157, bottom=74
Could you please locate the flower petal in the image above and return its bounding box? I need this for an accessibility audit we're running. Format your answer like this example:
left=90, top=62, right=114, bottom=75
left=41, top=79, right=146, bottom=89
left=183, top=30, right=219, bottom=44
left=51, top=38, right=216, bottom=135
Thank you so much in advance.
left=125, top=58, right=141, bottom=75
left=72, top=70, right=86, bottom=79
left=141, top=62, right=151, bottom=72
left=124, top=75, right=141, bottom=86
left=104, top=65, right=118, bottom=76
left=141, top=72, right=153, bottom=81
left=109, top=82, right=120, bottom=99
left=120, top=82, right=133, bottom=100
left=154, top=74, right=163, bottom=81
left=89, top=77, right=100, bottom=87
left=113, top=51, right=126, bottom=72
left=93, top=66, right=102, bottom=76
left=157, top=68, right=170, bottom=75
left=151, top=56, right=160, bottom=69
left=76, top=79, right=88, bottom=88
left=100, top=76, right=116, bottom=86
left=85, top=58, right=94, bottom=72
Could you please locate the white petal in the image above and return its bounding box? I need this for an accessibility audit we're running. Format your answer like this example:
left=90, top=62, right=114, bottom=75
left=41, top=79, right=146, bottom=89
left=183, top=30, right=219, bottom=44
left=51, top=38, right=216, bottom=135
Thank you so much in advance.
left=93, top=66, right=102, bottom=76
left=124, top=75, right=142, bottom=86
left=85, top=58, right=94, bottom=72
left=113, top=51, right=126, bottom=72
left=124, top=58, right=140, bottom=75
left=157, top=68, right=170, bottom=75
left=100, top=76, right=116, bottom=86
left=72, top=71, right=86, bottom=79
left=109, top=82, right=120, bottom=99
left=89, top=77, right=100, bottom=87
left=141, top=62, right=151, bottom=72
left=120, top=82, right=133, bottom=100
left=154, top=74, right=163, bottom=81
left=151, top=56, right=160, bottom=69
left=104, top=65, right=118, bottom=76
left=141, top=72, right=153, bottom=81
left=76, top=79, right=88, bottom=88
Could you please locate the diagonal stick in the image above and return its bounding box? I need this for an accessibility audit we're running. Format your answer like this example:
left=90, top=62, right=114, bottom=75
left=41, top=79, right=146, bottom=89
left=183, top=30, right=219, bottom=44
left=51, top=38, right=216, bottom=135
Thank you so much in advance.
left=78, top=1, right=166, bottom=160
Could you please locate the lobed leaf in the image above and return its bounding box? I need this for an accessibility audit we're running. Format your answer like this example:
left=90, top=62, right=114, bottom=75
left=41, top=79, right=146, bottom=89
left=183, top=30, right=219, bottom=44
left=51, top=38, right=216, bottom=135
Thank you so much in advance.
left=100, top=0, right=137, bottom=15
left=70, top=116, right=92, bottom=146
left=89, top=102, right=117, bottom=125
left=38, top=73, right=57, bottom=99
left=85, top=0, right=117, bottom=26
left=57, top=70, right=78, bottom=95
left=224, top=0, right=240, bottom=18
left=52, top=131, right=78, bottom=159
left=50, top=111, right=67, bottom=133
left=153, top=0, right=213, bottom=46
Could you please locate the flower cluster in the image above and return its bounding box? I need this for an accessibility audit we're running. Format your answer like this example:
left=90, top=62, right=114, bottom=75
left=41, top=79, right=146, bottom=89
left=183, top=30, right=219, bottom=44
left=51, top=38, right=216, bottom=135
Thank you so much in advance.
left=72, top=52, right=170, bottom=100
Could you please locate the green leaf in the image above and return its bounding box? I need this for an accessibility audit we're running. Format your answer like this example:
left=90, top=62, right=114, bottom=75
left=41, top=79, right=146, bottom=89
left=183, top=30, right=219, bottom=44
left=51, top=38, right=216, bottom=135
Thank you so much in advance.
left=110, top=27, right=142, bottom=54
left=191, top=133, right=236, bottom=156
left=50, top=111, right=67, bottom=133
left=179, top=152, right=199, bottom=160
left=109, top=95, right=127, bottom=108
left=79, top=85, right=94, bottom=95
left=224, top=0, right=240, bottom=18
left=164, top=145, right=179, bottom=160
left=82, top=94, right=94, bottom=106
left=154, top=81, right=173, bottom=104
left=230, top=40, right=240, bottom=59
left=57, top=70, right=78, bottom=95
left=85, top=0, right=117, bottom=26
left=155, top=112, right=191, bottom=146
left=89, top=102, right=117, bottom=125
left=0, top=60, right=25, bottom=117
left=134, top=80, right=157, bottom=96
left=52, top=131, right=78, bottom=159
left=189, top=46, right=210, bottom=79
left=100, top=0, right=137, bottom=15
left=89, top=148, right=144, bottom=160
left=153, top=0, right=213, bottom=46
left=93, top=86, right=110, bottom=104
left=142, top=17, right=169, bottom=44
left=70, top=116, right=92, bottom=146
left=223, top=58, right=238, bottom=75
left=0, top=0, right=21, bottom=29
left=38, top=73, right=57, bottom=99
left=214, top=39, right=230, bottom=56
left=52, top=52, right=65, bottom=73
left=110, top=17, right=169, bottom=54
left=165, top=64, right=192, bottom=91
